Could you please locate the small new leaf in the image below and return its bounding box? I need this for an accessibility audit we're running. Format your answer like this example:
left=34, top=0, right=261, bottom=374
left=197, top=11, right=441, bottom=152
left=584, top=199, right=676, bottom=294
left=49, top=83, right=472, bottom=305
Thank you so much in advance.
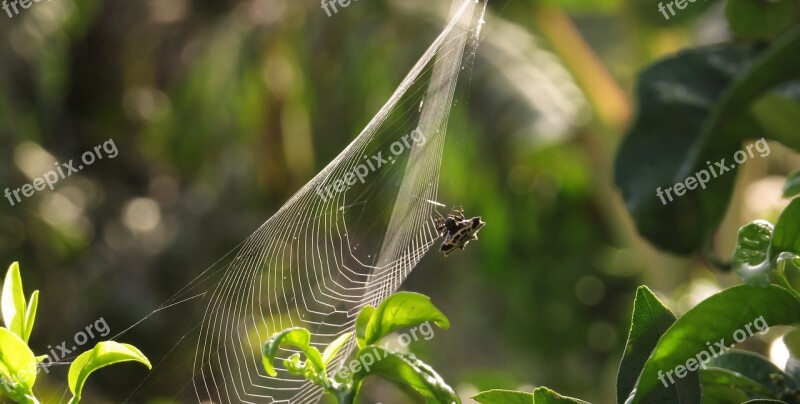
left=355, top=306, right=375, bottom=349
left=2, top=262, right=28, bottom=341
left=733, top=220, right=774, bottom=287
left=68, top=341, right=151, bottom=404
left=322, top=332, right=352, bottom=367
left=364, top=292, right=449, bottom=347
left=0, top=327, right=37, bottom=398
left=23, top=291, right=38, bottom=344
left=262, top=327, right=324, bottom=377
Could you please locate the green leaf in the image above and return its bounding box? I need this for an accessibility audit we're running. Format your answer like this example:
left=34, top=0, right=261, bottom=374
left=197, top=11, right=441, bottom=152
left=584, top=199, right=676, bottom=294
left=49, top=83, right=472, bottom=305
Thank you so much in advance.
left=750, top=92, right=800, bottom=151
left=771, top=198, right=800, bottom=260
left=67, top=341, right=151, bottom=404
left=2, top=262, right=28, bottom=340
left=614, top=44, right=762, bottom=254
left=726, top=0, right=800, bottom=40
left=364, top=292, right=449, bottom=347
left=733, top=220, right=775, bottom=287
left=22, top=291, right=38, bottom=344
left=630, top=285, right=800, bottom=403
left=472, top=387, right=590, bottom=403
left=261, top=327, right=323, bottom=377
left=355, top=306, right=375, bottom=349
left=533, top=387, right=593, bottom=404
left=774, top=256, right=800, bottom=298
left=472, top=389, right=534, bottom=404
left=681, top=28, right=800, bottom=178
left=351, top=346, right=459, bottom=403
left=616, top=286, right=701, bottom=403
left=700, top=381, right=752, bottom=403
left=706, top=350, right=793, bottom=397
left=321, top=332, right=352, bottom=367
left=701, top=368, right=770, bottom=398
left=784, top=170, right=800, bottom=198
left=0, top=327, right=37, bottom=399
left=616, top=28, right=800, bottom=254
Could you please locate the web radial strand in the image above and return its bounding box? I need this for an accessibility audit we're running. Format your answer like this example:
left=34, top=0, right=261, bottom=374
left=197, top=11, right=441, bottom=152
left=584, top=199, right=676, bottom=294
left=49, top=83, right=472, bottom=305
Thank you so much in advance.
left=191, top=0, right=486, bottom=402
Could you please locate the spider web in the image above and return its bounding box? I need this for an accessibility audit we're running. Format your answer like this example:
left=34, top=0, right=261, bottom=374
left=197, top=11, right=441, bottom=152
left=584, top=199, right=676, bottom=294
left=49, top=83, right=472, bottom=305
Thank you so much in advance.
left=118, top=1, right=487, bottom=403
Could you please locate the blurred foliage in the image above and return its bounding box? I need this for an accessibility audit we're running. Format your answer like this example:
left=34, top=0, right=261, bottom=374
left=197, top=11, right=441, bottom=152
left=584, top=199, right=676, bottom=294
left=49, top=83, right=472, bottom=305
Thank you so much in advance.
left=0, top=0, right=798, bottom=402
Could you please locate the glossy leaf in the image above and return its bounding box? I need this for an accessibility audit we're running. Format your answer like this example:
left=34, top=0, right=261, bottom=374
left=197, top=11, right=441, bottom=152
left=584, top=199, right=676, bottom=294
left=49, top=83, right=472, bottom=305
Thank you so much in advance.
left=355, top=306, right=375, bottom=349
left=261, top=327, right=323, bottom=377
left=616, top=286, right=701, bottom=403
left=750, top=93, right=800, bottom=152
left=2, top=262, right=27, bottom=340
left=351, top=346, right=459, bottom=403
left=700, top=382, right=751, bottom=403
left=22, top=291, right=38, bottom=344
left=614, top=44, right=761, bottom=254
left=472, top=389, right=533, bottom=404
left=700, top=367, right=774, bottom=397
left=774, top=255, right=800, bottom=298
left=0, top=327, right=37, bottom=399
left=363, top=292, right=449, bottom=347
left=706, top=350, right=793, bottom=397
left=733, top=220, right=775, bottom=287
left=630, top=285, right=800, bottom=403
left=616, top=28, right=800, bottom=254
left=531, top=387, right=590, bottom=403
left=681, top=28, right=800, bottom=179
left=67, top=341, right=150, bottom=404
left=473, top=387, right=590, bottom=403
left=321, top=332, right=352, bottom=367
left=771, top=198, right=800, bottom=260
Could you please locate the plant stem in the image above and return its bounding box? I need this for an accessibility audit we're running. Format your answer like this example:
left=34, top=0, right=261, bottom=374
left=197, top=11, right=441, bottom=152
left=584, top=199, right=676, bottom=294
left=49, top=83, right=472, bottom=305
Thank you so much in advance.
left=332, top=388, right=356, bottom=404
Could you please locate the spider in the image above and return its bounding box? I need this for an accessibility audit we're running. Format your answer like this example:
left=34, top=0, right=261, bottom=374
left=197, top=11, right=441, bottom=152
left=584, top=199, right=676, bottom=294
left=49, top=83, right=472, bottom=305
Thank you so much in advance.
left=434, top=207, right=485, bottom=256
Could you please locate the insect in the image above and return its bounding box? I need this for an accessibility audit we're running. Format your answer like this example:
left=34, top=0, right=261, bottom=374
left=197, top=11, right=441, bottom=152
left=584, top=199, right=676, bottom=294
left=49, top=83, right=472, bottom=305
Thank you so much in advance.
left=434, top=207, right=485, bottom=256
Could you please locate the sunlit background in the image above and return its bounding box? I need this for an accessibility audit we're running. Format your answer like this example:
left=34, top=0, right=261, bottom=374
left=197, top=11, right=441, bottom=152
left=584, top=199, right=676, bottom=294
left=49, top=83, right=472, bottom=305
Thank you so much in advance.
left=1, top=0, right=799, bottom=402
